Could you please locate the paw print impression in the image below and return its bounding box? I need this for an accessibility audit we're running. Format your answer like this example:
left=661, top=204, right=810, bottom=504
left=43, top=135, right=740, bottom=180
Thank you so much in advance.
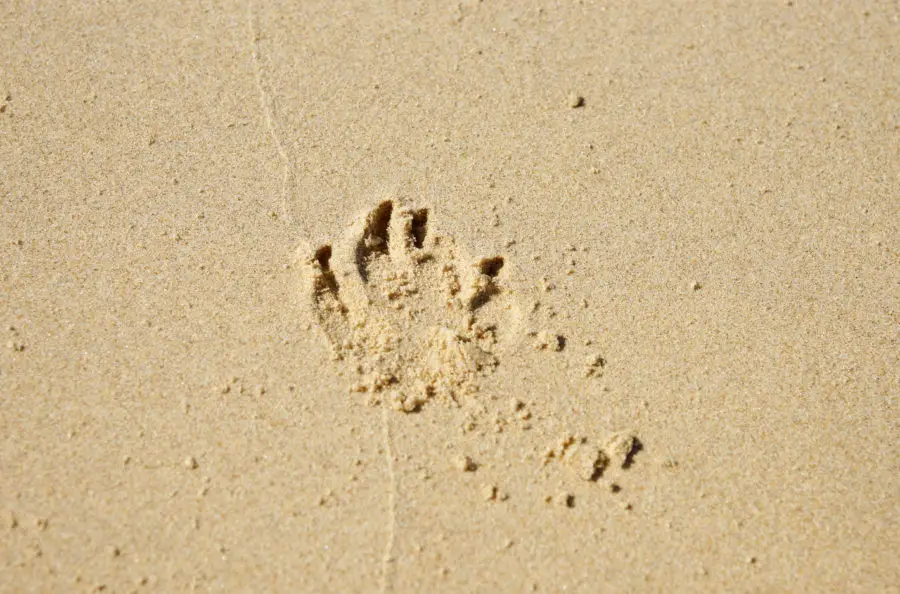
left=303, top=200, right=520, bottom=411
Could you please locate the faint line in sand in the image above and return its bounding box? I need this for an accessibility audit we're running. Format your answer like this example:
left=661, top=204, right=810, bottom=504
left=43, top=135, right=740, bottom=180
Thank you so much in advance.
left=380, top=406, right=398, bottom=593
left=247, top=0, right=296, bottom=227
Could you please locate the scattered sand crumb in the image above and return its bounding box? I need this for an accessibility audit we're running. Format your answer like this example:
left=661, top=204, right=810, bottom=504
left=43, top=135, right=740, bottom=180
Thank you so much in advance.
left=584, top=353, right=606, bottom=377
left=605, top=431, right=637, bottom=468
left=567, top=93, right=585, bottom=108
left=534, top=330, right=564, bottom=351
left=453, top=455, right=476, bottom=472
left=509, top=398, right=532, bottom=421
left=388, top=389, right=426, bottom=413
left=554, top=492, right=575, bottom=507
left=552, top=436, right=610, bottom=481
left=570, top=444, right=609, bottom=481
left=542, top=432, right=637, bottom=482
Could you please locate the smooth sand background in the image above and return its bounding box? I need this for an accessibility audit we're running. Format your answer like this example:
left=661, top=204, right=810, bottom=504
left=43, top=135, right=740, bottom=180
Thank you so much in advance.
left=1, top=1, right=897, bottom=592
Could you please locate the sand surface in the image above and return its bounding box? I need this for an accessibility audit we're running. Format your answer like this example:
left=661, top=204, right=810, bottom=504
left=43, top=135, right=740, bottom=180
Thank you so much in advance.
left=1, top=1, right=898, bottom=592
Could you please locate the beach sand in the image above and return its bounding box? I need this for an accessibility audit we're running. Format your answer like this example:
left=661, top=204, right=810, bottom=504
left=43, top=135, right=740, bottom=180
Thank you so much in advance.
left=1, top=1, right=897, bottom=591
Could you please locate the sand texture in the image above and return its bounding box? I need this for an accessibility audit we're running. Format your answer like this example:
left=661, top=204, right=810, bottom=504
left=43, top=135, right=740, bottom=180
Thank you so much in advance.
left=1, top=1, right=898, bottom=592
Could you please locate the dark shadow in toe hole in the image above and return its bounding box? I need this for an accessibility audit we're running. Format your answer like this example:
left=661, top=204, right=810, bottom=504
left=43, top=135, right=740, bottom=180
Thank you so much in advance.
left=314, top=245, right=332, bottom=270
left=365, top=201, right=393, bottom=252
left=622, top=438, right=643, bottom=470
left=410, top=208, right=428, bottom=249
left=477, top=256, right=504, bottom=277
left=312, top=244, right=339, bottom=296
left=470, top=257, right=505, bottom=310
left=356, top=201, right=393, bottom=281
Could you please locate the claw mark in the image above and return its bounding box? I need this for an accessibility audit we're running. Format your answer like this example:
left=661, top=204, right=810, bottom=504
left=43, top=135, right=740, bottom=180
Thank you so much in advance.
left=409, top=208, right=428, bottom=249
left=380, top=406, right=397, bottom=593
left=356, top=200, right=393, bottom=281
left=314, top=245, right=332, bottom=269
left=469, top=256, right=505, bottom=310
left=477, top=256, right=504, bottom=277
left=311, top=244, right=343, bottom=306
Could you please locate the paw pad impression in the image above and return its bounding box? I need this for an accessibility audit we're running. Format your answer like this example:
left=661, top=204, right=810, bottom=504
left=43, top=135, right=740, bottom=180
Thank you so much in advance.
left=303, top=200, right=520, bottom=410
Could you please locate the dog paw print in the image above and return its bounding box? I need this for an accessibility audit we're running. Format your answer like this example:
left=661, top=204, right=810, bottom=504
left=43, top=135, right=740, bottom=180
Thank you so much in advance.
left=301, top=200, right=520, bottom=411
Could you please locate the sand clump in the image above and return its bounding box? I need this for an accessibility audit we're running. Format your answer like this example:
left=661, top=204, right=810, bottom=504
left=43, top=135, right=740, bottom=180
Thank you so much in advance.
left=531, top=330, right=564, bottom=351
left=583, top=353, right=606, bottom=378
left=481, top=484, right=509, bottom=502
left=542, top=431, right=638, bottom=482
left=605, top=431, right=638, bottom=468
left=453, top=455, right=477, bottom=472
left=567, top=93, right=585, bottom=108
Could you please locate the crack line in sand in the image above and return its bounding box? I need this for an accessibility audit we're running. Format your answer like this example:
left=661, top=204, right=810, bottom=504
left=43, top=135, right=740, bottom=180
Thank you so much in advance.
left=247, top=0, right=296, bottom=227
left=380, top=406, right=398, bottom=593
